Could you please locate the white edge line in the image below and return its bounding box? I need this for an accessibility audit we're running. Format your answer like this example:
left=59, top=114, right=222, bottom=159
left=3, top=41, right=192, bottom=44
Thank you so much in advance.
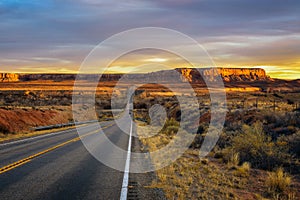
left=120, top=120, right=133, bottom=200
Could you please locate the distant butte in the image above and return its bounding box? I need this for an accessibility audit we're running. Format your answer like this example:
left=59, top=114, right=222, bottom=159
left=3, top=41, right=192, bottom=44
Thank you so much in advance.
left=177, top=68, right=272, bottom=82
left=0, top=68, right=281, bottom=83
left=0, top=73, right=19, bottom=82
left=0, top=68, right=299, bottom=93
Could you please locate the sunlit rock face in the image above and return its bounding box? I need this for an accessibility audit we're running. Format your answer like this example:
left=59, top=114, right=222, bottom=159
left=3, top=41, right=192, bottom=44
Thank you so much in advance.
left=0, top=68, right=271, bottom=83
left=177, top=68, right=271, bottom=83
left=216, top=68, right=269, bottom=82
left=180, top=68, right=193, bottom=82
left=0, top=73, right=19, bottom=82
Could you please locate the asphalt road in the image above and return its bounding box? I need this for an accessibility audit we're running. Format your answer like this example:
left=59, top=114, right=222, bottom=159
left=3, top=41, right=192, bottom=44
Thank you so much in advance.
left=0, top=118, right=141, bottom=200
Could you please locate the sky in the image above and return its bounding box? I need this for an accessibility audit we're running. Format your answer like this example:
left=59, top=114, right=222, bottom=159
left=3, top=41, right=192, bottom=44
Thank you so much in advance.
left=0, top=0, right=299, bottom=79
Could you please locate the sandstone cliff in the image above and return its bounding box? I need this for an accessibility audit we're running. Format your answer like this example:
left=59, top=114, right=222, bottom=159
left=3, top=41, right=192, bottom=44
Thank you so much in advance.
left=123, top=68, right=271, bottom=83
left=0, top=73, right=19, bottom=82
left=19, top=74, right=122, bottom=82
left=176, top=68, right=271, bottom=83
left=0, top=68, right=271, bottom=83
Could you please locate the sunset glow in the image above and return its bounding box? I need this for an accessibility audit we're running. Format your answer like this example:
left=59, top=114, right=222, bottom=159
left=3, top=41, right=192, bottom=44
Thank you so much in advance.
left=144, top=58, right=168, bottom=63
left=0, top=1, right=299, bottom=79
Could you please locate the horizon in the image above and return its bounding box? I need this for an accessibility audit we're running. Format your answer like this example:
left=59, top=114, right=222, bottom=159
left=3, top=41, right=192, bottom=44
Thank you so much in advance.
left=1, top=66, right=299, bottom=80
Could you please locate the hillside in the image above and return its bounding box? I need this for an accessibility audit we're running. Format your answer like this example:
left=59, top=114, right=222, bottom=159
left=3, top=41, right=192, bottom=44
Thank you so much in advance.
left=0, top=107, right=72, bottom=133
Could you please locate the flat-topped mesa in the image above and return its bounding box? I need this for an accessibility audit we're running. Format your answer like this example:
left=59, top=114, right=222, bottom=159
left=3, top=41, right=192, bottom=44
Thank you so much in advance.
left=0, top=68, right=272, bottom=83
left=18, top=74, right=122, bottom=82
left=176, top=68, right=271, bottom=83
left=0, top=73, right=19, bottom=82
left=0, top=73, right=123, bottom=82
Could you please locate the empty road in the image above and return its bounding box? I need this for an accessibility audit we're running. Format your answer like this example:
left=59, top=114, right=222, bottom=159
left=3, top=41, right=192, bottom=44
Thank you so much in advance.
left=0, top=115, right=164, bottom=200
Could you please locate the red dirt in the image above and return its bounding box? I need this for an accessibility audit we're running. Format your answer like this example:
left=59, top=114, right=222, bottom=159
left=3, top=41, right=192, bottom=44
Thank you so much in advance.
left=0, top=108, right=72, bottom=133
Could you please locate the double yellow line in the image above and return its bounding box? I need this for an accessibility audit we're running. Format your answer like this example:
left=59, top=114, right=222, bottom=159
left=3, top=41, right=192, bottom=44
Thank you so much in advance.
left=0, top=123, right=114, bottom=175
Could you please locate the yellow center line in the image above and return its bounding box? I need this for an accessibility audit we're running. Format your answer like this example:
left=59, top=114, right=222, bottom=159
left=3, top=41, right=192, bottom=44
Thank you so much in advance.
left=0, top=123, right=115, bottom=175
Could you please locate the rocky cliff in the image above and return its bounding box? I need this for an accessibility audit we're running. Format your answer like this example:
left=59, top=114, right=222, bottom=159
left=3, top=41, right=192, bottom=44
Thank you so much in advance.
left=0, top=73, right=19, bottom=82
left=176, top=68, right=271, bottom=83
left=0, top=68, right=271, bottom=83
left=0, top=74, right=122, bottom=82
left=19, top=74, right=123, bottom=82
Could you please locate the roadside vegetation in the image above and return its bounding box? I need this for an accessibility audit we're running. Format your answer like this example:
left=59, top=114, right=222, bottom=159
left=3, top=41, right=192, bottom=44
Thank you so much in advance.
left=135, top=91, right=300, bottom=200
left=0, top=80, right=299, bottom=199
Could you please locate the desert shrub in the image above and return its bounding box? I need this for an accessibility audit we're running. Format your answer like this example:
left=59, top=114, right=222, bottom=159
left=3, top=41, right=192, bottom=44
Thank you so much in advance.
left=189, top=134, right=204, bottom=149
left=239, top=162, right=250, bottom=173
left=280, top=131, right=300, bottom=158
left=227, top=121, right=291, bottom=170
left=266, top=167, right=294, bottom=199
left=235, top=162, right=251, bottom=177
left=167, top=105, right=181, bottom=121
left=289, top=132, right=300, bottom=158
left=230, top=152, right=240, bottom=166
left=164, top=118, right=180, bottom=128
left=227, top=151, right=240, bottom=167
left=216, top=130, right=236, bottom=149
left=161, top=118, right=180, bottom=136
left=264, top=112, right=300, bottom=129
left=0, top=125, right=10, bottom=134
left=225, top=119, right=243, bottom=132
left=165, top=126, right=179, bottom=135
left=133, top=98, right=148, bottom=109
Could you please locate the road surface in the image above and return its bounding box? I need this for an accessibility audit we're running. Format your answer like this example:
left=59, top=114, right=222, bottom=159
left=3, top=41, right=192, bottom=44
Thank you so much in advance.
left=0, top=116, right=164, bottom=200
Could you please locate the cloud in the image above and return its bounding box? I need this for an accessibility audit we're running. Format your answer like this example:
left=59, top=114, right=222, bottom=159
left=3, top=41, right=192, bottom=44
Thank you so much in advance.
left=204, top=34, right=300, bottom=66
left=0, top=0, right=299, bottom=78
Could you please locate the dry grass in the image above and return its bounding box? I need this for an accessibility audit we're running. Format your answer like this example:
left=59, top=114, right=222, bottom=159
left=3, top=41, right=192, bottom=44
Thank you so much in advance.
left=266, top=168, right=295, bottom=199
left=225, top=121, right=292, bottom=170
left=235, top=162, right=251, bottom=177
left=148, top=150, right=247, bottom=200
left=228, top=152, right=240, bottom=168
left=136, top=118, right=300, bottom=199
left=137, top=123, right=253, bottom=200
